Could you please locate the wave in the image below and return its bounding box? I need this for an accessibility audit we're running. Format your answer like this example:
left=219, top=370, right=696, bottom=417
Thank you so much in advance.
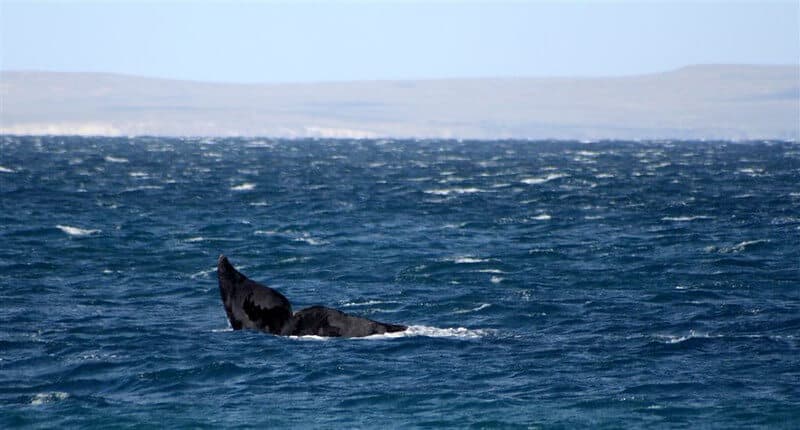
left=56, top=225, right=100, bottom=236
left=0, top=165, right=15, bottom=173
left=424, top=187, right=485, bottom=196
left=707, top=239, right=770, bottom=254
left=293, top=235, right=326, bottom=246
left=231, top=183, right=256, bottom=191
left=104, top=155, right=128, bottom=163
left=31, top=392, right=69, bottom=405
left=520, top=173, right=566, bottom=185
left=654, top=330, right=794, bottom=344
left=662, top=215, right=714, bottom=222
left=123, top=185, right=164, bottom=192
left=476, top=269, right=505, bottom=274
left=454, top=303, right=491, bottom=314
left=341, top=300, right=388, bottom=307
left=450, top=256, right=489, bottom=264
left=291, top=325, right=493, bottom=341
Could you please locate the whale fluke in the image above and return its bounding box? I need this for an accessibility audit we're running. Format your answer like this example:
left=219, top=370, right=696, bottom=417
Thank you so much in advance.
left=218, top=254, right=292, bottom=333
left=217, top=255, right=407, bottom=337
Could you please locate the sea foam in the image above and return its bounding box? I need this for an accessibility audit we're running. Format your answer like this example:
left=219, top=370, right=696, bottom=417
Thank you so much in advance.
left=57, top=225, right=100, bottom=236
left=290, top=325, right=492, bottom=341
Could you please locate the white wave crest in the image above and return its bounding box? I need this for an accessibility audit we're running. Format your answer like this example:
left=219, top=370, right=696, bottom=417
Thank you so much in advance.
left=424, top=187, right=484, bottom=196
left=31, top=392, right=69, bottom=405
left=476, top=269, right=505, bottom=274
left=371, top=325, right=492, bottom=339
left=0, top=166, right=15, bottom=173
left=531, top=213, right=551, bottom=221
left=104, top=156, right=128, bottom=163
left=521, top=173, right=566, bottom=185
left=341, top=300, right=387, bottom=307
left=656, top=330, right=723, bottom=344
left=454, top=303, right=492, bottom=314
left=293, top=234, right=326, bottom=246
left=662, top=215, right=714, bottom=222
left=57, top=225, right=100, bottom=236
left=123, top=185, right=163, bottom=192
left=290, top=325, right=492, bottom=341
left=231, top=183, right=256, bottom=191
left=190, top=267, right=215, bottom=279
left=709, top=239, right=770, bottom=254
left=451, top=257, right=488, bottom=264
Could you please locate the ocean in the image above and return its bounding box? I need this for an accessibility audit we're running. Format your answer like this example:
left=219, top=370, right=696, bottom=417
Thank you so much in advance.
left=1, top=136, right=798, bottom=428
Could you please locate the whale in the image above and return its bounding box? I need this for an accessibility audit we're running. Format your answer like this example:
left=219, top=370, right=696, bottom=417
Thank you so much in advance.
left=217, top=255, right=407, bottom=337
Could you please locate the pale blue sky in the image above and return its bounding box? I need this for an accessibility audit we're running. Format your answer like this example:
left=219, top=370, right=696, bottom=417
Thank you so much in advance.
left=1, top=1, right=798, bottom=83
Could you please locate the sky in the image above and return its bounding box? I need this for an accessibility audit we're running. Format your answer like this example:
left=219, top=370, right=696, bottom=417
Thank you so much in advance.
left=1, top=1, right=798, bottom=83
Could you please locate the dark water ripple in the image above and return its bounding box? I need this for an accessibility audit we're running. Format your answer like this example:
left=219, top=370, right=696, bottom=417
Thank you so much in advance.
left=1, top=136, right=799, bottom=428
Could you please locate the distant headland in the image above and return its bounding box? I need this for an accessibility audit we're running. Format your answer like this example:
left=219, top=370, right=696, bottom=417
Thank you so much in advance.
left=1, top=64, right=797, bottom=140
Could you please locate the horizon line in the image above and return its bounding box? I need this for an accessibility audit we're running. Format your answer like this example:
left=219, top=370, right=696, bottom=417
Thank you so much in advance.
left=3, top=63, right=798, bottom=86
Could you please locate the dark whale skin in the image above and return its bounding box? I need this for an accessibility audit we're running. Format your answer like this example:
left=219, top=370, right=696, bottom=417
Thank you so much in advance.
left=217, top=255, right=407, bottom=337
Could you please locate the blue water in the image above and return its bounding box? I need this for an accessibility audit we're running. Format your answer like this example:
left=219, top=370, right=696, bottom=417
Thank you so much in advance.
left=1, top=136, right=799, bottom=428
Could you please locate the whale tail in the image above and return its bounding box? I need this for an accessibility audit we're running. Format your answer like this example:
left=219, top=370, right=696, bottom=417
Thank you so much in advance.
left=216, top=255, right=407, bottom=337
left=217, top=254, right=293, bottom=333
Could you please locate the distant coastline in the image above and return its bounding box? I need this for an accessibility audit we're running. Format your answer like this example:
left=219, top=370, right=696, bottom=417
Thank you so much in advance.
left=1, top=64, right=798, bottom=140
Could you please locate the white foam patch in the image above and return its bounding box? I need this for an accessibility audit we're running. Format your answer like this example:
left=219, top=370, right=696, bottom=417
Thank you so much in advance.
left=341, top=300, right=387, bottom=307
left=737, top=167, right=765, bottom=176
left=726, top=239, right=769, bottom=253
left=451, top=257, right=488, bottom=264
left=476, top=269, right=505, bottom=274
left=57, top=225, right=100, bottom=236
left=231, top=183, right=256, bottom=191
left=0, top=166, right=15, bottom=173
left=531, top=213, right=551, bottom=221
left=123, top=185, right=163, bottom=192
left=424, top=187, right=484, bottom=196
left=190, top=267, right=215, bottom=279
left=708, top=239, right=770, bottom=254
left=31, top=392, right=69, bottom=405
left=454, top=303, right=492, bottom=314
left=290, top=325, right=492, bottom=341
left=293, top=234, right=326, bottom=246
left=104, top=156, right=128, bottom=163
left=662, top=216, right=714, bottom=222
left=521, top=173, right=566, bottom=185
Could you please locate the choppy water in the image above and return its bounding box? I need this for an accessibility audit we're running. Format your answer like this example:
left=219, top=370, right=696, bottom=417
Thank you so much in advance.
left=1, top=136, right=799, bottom=428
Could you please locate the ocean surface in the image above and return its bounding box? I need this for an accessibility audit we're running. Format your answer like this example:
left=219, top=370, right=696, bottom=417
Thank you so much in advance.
left=1, top=136, right=798, bottom=428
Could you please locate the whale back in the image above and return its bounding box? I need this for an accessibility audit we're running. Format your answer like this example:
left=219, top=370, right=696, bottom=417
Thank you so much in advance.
left=217, top=255, right=292, bottom=333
